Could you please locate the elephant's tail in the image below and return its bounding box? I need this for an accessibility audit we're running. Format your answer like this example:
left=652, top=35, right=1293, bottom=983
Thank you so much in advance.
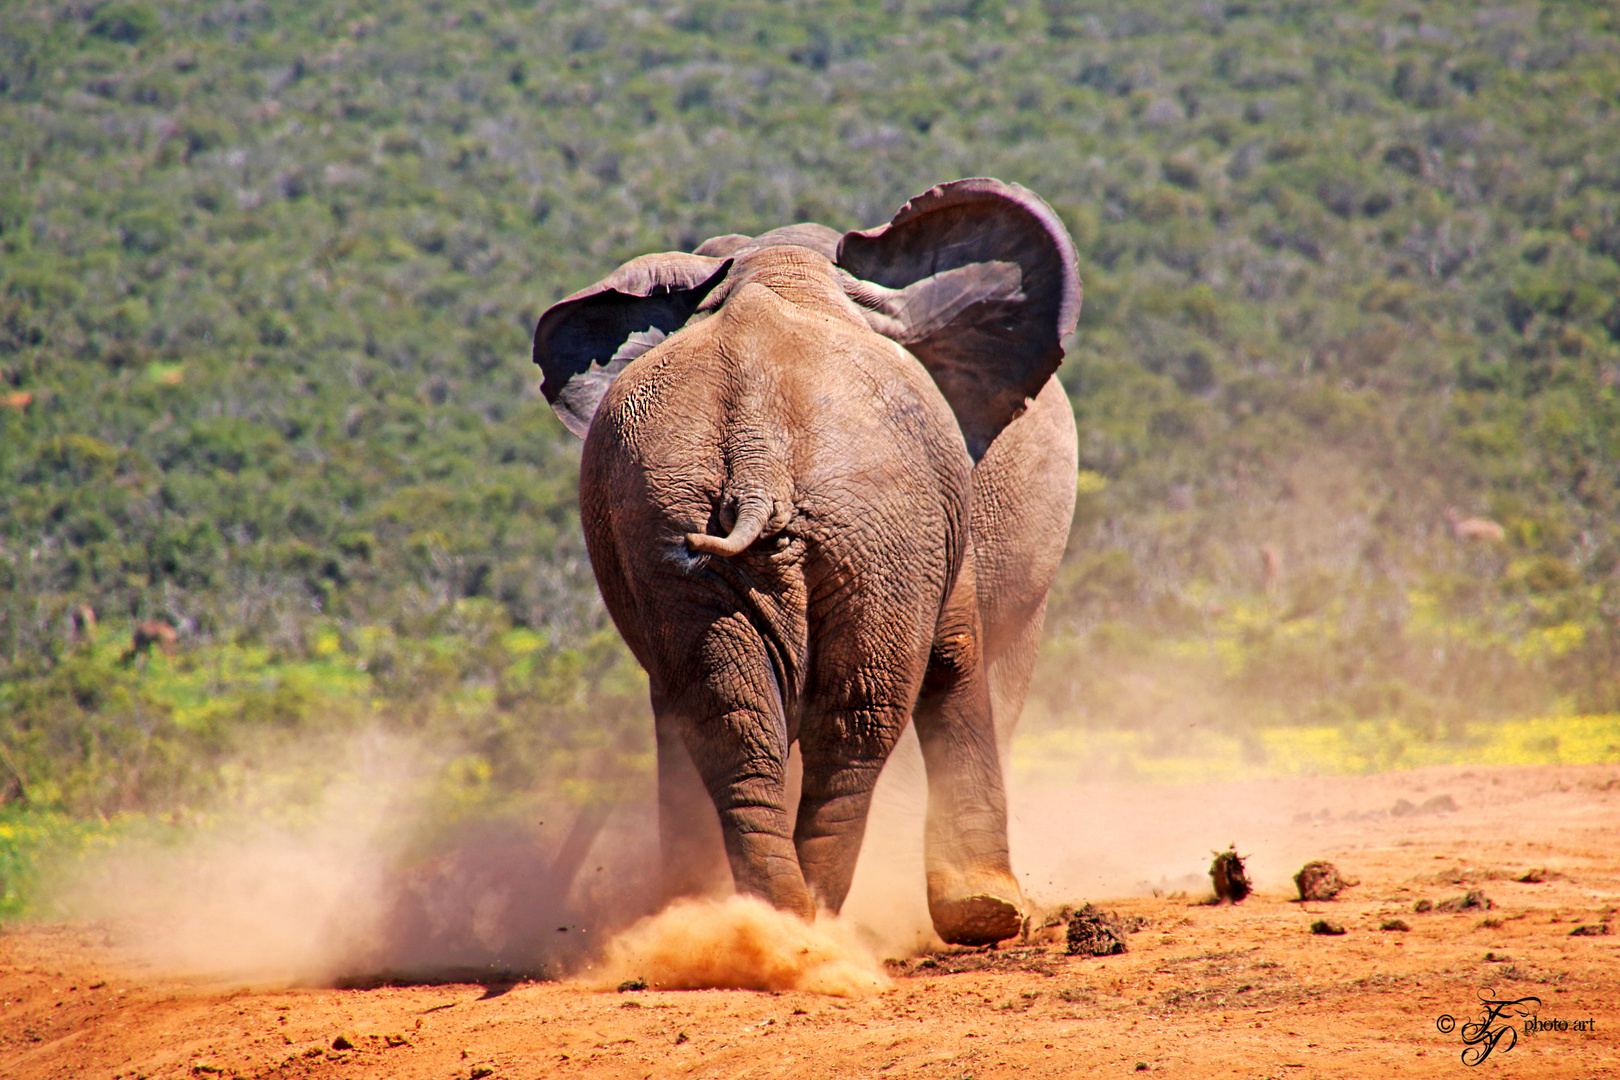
left=685, top=493, right=773, bottom=557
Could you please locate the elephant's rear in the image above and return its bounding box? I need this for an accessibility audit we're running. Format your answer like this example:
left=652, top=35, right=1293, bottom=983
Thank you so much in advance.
left=580, top=282, right=974, bottom=714
left=533, top=178, right=1080, bottom=943
left=574, top=279, right=987, bottom=918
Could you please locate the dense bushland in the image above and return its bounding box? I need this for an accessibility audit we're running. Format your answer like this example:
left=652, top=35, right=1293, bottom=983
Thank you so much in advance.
left=1, top=0, right=1617, bottom=822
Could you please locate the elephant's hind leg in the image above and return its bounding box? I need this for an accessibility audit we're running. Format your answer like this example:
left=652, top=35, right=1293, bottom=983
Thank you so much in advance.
left=913, top=561, right=1024, bottom=946
left=660, top=616, right=814, bottom=921
left=793, top=702, right=906, bottom=914
left=985, top=595, right=1051, bottom=758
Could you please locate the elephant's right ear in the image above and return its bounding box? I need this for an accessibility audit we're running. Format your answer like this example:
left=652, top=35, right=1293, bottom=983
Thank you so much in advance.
left=837, top=179, right=1080, bottom=461
left=533, top=254, right=732, bottom=438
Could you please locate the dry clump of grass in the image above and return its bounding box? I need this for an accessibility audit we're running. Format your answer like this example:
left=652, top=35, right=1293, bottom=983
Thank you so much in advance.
left=1210, top=846, right=1252, bottom=903
left=1435, top=890, right=1494, bottom=912
left=1066, top=904, right=1129, bottom=957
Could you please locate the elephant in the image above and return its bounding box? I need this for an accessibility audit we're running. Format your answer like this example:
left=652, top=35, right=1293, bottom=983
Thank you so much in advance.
left=532, top=179, right=1079, bottom=946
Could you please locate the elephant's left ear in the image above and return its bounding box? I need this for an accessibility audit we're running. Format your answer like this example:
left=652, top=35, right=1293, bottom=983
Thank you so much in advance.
left=837, top=179, right=1080, bottom=460
left=533, top=253, right=731, bottom=438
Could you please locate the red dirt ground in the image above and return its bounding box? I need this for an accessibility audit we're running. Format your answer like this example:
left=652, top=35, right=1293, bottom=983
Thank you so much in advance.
left=4, top=763, right=1617, bottom=1079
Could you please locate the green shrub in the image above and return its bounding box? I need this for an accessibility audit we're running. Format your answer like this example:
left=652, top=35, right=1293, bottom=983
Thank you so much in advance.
left=88, top=4, right=161, bottom=45
left=0, top=0, right=1616, bottom=828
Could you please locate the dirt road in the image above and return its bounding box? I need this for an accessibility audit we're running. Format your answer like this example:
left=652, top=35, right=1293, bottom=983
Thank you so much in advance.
left=4, top=763, right=1617, bottom=1079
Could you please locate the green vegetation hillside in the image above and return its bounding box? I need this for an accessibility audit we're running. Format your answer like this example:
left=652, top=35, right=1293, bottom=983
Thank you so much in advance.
left=2, top=0, right=1617, bottom=842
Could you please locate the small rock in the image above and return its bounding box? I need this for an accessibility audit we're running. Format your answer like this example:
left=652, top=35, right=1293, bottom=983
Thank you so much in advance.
left=469, top=1066, right=495, bottom=1080
left=1066, top=904, right=1128, bottom=956
left=1436, top=890, right=1493, bottom=912
left=1380, top=919, right=1410, bottom=932
left=1569, top=924, right=1612, bottom=937
left=1210, top=846, right=1252, bottom=903
left=1516, top=867, right=1560, bottom=883
left=1484, top=951, right=1510, bottom=962
left=617, top=978, right=648, bottom=993
left=1413, top=899, right=1434, bottom=913
left=384, top=1033, right=409, bottom=1048
left=331, top=1033, right=356, bottom=1051
left=1310, top=919, right=1346, bottom=936
left=1293, top=860, right=1356, bottom=902
left=675, top=1031, right=689, bottom=1045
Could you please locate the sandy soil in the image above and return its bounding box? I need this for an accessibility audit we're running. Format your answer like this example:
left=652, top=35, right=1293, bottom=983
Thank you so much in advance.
left=4, top=762, right=1618, bottom=1079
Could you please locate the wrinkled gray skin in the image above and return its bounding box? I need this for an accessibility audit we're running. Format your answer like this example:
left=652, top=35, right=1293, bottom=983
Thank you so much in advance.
left=533, top=180, right=1079, bottom=945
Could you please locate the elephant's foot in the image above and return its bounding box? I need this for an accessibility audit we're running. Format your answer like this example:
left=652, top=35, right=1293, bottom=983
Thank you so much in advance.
left=929, top=893, right=1023, bottom=946
left=926, top=869, right=1024, bottom=945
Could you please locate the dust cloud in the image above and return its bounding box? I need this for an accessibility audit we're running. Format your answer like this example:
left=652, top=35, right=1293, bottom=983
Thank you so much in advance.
left=844, top=725, right=1339, bottom=929
left=1006, top=774, right=1389, bottom=909
left=841, top=727, right=937, bottom=956
left=54, top=733, right=659, bottom=987
left=588, top=895, right=889, bottom=997
left=50, top=727, right=919, bottom=996
left=48, top=720, right=1328, bottom=995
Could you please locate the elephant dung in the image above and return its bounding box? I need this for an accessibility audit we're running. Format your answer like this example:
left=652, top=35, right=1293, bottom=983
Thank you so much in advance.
left=1065, top=904, right=1128, bottom=957
left=1293, top=860, right=1356, bottom=902
left=1209, top=846, right=1252, bottom=903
